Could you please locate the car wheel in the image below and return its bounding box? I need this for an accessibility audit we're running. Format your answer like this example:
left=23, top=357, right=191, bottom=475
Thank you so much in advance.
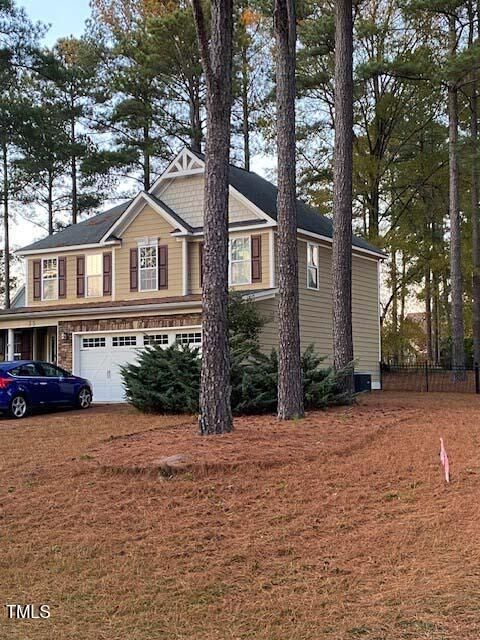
left=77, top=387, right=92, bottom=409
left=9, top=395, right=28, bottom=419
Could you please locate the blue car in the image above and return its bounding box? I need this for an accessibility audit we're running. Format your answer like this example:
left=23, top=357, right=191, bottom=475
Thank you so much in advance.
left=0, top=361, right=93, bottom=419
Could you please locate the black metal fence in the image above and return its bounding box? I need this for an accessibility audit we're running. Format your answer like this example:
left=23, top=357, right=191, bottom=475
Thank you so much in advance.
left=380, top=362, right=480, bottom=394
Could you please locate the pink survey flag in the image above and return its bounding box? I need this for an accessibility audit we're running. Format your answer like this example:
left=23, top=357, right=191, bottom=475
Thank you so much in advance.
left=440, top=437, right=450, bottom=483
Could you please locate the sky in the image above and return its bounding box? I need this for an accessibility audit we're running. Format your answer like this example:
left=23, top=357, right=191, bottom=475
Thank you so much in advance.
left=19, top=0, right=90, bottom=46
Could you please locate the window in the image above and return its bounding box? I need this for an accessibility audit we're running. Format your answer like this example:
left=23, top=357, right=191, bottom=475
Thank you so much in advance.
left=82, top=337, right=106, bottom=349
left=42, top=258, right=58, bottom=300
left=139, top=243, right=158, bottom=291
left=86, top=254, right=103, bottom=297
left=307, top=243, right=319, bottom=290
left=10, top=363, right=39, bottom=377
left=175, top=332, right=202, bottom=345
left=13, top=333, right=22, bottom=360
left=230, top=237, right=251, bottom=285
left=112, top=335, right=137, bottom=347
left=38, top=363, right=63, bottom=377
left=144, top=334, right=169, bottom=346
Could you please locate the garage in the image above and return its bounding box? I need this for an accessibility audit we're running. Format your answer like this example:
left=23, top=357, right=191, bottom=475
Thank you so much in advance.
left=74, top=328, right=202, bottom=402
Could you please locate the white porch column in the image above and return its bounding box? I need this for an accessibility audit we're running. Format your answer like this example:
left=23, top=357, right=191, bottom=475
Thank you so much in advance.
left=182, top=238, right=189, bottom=296
left=7, top=328, right=14, bottom=361
left=32, top=327, right=38, bottom=360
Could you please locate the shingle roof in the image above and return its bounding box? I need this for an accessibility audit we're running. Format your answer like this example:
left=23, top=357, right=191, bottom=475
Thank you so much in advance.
left=147, top=193, right=195, bottom=233
left=18, top=150, right=384, bottom=257
left=18, top=200, right=132, bottom=252
left=192, top=151, right=383, bottom=256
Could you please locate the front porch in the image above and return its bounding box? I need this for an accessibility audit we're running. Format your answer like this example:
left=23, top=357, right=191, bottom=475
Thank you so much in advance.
left=1, top=326, right=58, bottom=363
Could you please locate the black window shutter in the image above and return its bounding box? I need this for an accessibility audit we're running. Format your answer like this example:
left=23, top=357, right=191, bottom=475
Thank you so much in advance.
left=76, top=256, right=85, bottom=297
left=251, top=235, right=262, bottom=283
left=158, top=245, right=168, bottom=290
left=130, top=248, right=138, bottom=291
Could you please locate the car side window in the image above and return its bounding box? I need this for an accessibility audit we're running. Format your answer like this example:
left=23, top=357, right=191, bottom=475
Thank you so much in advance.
left=38, top=363, right=62, bottom=378
left=10, top=364, right=39, bottom=377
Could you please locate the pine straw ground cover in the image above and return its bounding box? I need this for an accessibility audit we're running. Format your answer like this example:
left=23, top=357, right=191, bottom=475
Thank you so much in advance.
left=2, top=394, right=480, bottom=639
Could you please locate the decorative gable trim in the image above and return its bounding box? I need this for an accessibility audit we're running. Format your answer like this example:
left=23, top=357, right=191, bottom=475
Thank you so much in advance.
left=150, top=148, right=276, bottom=228
left=100, top=191, right=191, bottom=243
left=149, top=148, right=204, bottom=193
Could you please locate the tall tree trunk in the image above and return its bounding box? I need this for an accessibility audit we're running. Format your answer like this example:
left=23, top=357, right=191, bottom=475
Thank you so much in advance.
left=442, top=270, right=450, bottom=360
left=2, top=141, right=10, bottom=310
left=241, top=43, right=250, bottom=171
left=432, top=271, right=440, bottom=365
left=275, top=0, right=304, bottom=420
left=391, top=249, right=398, bottom=333
left=192, top=0, right=234, bottom=434
left=143, top=122, right=151, bottom=190
left=448, top=15, right=465, bottom=371
left=70, top=95, right=78, bottom=225
left=369, top=179, right=380, bottom=240
left=189, top=78, right=202, bottom=153
left=425, top=266, right=433, bottom=363
left=470, top=2, right=480, bottom=365
left=332, top=0, right=354, bottom=391
left=48, top=171, right=54, bottom=236
left=399, top=252, right=406, bottom=361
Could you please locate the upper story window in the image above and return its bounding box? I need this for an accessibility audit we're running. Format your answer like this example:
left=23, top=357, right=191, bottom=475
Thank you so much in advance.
left=86, top=254, right=103, bottom=297
left=139, top=241, right=158, bottom=291
left=229, top=237, right=251, bottom=285
left=307, top=243, right=319, bottom=290
left=42, top=258, right=58, bottom=300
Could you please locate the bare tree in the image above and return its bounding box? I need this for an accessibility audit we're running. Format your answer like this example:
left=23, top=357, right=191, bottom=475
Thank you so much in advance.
left=274, top=0, right=304, bottom=420
left=192, top=0, right=234, bottom=434
left=332, top=0, right=354, bottom=390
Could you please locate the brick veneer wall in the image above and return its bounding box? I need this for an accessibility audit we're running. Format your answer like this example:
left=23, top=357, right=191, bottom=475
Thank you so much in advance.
left=58, top=313, right=202, bottom=370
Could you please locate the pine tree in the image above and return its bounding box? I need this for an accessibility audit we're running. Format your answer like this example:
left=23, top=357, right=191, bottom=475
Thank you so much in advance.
left=192, top=0, right=234, bottom=435
left=332, top=0, right=354, bottom=391
left=275, top=0, right=304, bottom=420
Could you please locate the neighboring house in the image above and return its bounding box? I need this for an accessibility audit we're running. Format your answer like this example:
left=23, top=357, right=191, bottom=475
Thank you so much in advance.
left=0, top=148, right=384, bottom=401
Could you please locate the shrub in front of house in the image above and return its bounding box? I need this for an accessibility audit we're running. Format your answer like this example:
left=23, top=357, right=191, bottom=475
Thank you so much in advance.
left=121, top=340, right=352, bottom=416
left=230, top=344, right=353, bottom=415
left=121, top=295, right=353, bottom=415
left=120, top=343, right=200, bottom=414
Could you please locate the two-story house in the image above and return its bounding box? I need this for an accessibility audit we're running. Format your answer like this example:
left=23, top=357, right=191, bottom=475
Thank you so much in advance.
left=0, top=148, right=384, bottom=401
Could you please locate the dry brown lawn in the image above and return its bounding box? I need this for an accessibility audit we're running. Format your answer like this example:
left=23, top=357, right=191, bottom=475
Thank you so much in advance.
left=2, top=392, right=480, bottom=639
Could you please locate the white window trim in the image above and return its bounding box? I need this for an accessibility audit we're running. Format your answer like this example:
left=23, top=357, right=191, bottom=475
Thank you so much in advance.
left=138, top=240, right=158, bottom=292
left=307, top=242, right=320, bottom=291
left=229, top=236, right=252, bottom=286
left=85, top=253, right=103, bottom=298
left=41, top=256, right=59, bottom=301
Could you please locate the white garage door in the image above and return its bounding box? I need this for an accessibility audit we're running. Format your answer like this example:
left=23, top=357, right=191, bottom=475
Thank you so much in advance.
left=76, top=329, right=202, bottom=402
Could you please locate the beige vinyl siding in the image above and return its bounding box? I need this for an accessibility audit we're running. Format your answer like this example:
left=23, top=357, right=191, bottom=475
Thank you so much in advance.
left=188, top=241, right=202, bottom=294
left=27, top=248, right=113, bottom=307
left=351, top=254, right=381, bottom=383
left=297, top=237, right=380, bottom=383
left=297, top=241, right=333, bottom=356
left=188, top=232, right=271, bottom=294
left=115, top=204, right=182, bottom=300
left=256, top=296, right=278, bottom=353
left=159, top=175, right=262, bottom=227
left=264, top=236, right=380, bottom=383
